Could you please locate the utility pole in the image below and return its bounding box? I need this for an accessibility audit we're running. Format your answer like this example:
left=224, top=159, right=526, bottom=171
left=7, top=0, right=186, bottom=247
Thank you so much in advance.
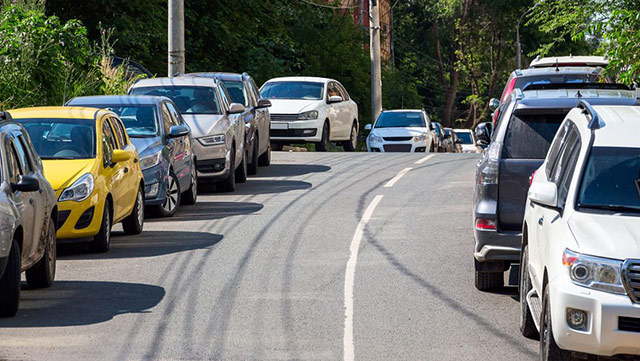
left=370, top=0, right=382, bottom=123
left=168, top=0, right=185, bottom=77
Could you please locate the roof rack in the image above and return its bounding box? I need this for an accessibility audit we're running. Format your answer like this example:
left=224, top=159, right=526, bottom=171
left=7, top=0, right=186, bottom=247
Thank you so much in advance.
left=523, top=83, right=632, bottom=92
left=577, top=100, right=605, bottom=130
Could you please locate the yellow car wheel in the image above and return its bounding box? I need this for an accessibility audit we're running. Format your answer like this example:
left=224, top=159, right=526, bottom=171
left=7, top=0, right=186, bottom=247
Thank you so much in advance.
left=90, top=201, right=111, bottom=253
left=123, top=186, right=144, bottom=235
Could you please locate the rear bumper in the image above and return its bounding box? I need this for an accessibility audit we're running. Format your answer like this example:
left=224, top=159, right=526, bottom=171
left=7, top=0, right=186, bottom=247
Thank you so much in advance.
left=474, top=228, right=521, bottom=263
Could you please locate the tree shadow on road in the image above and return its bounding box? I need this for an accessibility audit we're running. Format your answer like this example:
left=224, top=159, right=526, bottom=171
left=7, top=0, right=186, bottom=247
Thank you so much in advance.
left=146, top=201, right=263, bottom=222
left=252, top=164, right=330, bottom=178
left=0, top=281, right=164, bottom=327
left=57, top=230, right=223, bottom=259
left=231, top=179, right=312, bottom=195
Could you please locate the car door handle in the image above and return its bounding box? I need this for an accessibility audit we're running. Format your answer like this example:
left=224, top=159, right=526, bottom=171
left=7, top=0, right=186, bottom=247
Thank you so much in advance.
left=538, top=217, right=544, bottom=226
left=134, top=158, right=138, bottom=163
left=124, top=167, right=129, bottom=173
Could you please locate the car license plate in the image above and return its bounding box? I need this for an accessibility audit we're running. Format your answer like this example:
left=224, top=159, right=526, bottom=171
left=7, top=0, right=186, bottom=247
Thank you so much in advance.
left=271, top=123, right=288, bottom=130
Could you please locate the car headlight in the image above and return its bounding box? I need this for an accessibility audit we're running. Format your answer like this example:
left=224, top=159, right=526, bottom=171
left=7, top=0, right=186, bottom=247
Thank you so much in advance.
left=59, top=173, right=94, bottom=202
left=368, top=133, right=382, bottom=143
left=562, top=249, right=626, bottom=295
left=298, top=111, right=318, bottom=120
left=413, top=133, right=428, bottom=142
left=198, top=134, right=225, bottom=146
left=140, top=151, right=162, bottom=170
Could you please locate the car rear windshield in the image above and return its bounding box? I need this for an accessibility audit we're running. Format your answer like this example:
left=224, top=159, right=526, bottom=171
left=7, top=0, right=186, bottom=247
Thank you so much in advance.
left=514, top=74, right=600, bottom=90
left=375, top=112, right=425, bottom=128
left=578, top=147, right=640, bottom=212
left=260, top=81, right=324, bottom=100
left=19, top=118, right=96, bottom=159
left=502, top=113, right=565, bottom=159
left=76, top=105, right=159, bottom=138
left=457, top=132, right=473, bottom=144
left=130, top=86, right=222, bottom=115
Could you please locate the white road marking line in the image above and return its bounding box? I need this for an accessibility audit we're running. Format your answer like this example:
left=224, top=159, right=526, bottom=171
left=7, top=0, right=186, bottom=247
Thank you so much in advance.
left=343, top=194, right=383, bottom=361
left=415, top=153, right=436, bottom=164
left=384, top=167, right=412, bottom=188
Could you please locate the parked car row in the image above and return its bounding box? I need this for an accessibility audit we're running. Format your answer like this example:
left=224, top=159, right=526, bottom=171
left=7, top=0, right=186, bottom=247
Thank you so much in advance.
left=472, top=56, right=640, bottom=360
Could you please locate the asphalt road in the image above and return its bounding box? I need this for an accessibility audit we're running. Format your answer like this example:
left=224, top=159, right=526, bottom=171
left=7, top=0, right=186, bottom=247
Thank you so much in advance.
left=0, top=152, right=537, bottom=361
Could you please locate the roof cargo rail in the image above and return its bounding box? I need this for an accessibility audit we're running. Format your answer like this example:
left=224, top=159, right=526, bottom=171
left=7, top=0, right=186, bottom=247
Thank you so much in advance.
left=577, top=100, right=605, bottom=130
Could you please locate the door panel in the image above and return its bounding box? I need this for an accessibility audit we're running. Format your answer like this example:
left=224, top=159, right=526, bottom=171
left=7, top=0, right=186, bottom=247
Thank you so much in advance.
left=101, top=119, right=127, bottom=221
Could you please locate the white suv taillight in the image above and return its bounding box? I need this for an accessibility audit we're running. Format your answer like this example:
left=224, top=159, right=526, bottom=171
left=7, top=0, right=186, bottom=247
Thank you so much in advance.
left=478, top=142, right=501, bottom=185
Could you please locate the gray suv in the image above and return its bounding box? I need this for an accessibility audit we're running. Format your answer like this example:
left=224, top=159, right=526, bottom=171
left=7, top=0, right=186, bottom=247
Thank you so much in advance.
left=473, top=83, right=639, bottom=291
left=0, top=112, right=58, bottom=317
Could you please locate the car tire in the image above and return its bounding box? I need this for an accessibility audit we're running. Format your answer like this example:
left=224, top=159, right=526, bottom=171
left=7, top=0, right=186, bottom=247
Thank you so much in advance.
left=90, top=200, right=112, bottom=253
left=315, top=122, right=329, bottom=152
left=474, top=269, right=503, bottom=291
left=519, top=245, right=539, bottom=339
left=153, top=172, right=180, bottom=217
left=123, top=186, right=144, bottom=235
left=25, top=219, right=56, bottom=289
left=540, top=286, right=575, bottom=361
left=248, top=140, right=258, bottom=175
left=342, top=122, right=357, bottom=152
left=236, top=149, right=248, bottom=183
left=181, top=165, right=198, bottom=205
left=258, top=142, right=271, bottom=167
left=217, top=147, right=236, bottom=193
left=0, top=239, right=21, bottom=317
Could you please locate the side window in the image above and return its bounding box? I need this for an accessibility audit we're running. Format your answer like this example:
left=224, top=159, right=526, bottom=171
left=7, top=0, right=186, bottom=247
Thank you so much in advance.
left=248, top=78, right=261, bottom=100
left=218, top=86, right=231, bottom=109
left=556, top=136, right=581, bottom=207
left=327, top=82, right=340, bottom=98
left=12, top=138, right=33, bottom=174
left=102, top=121, right=117, bottom=165
left=165, top=102, right=182, bottom=126
left=161, top=104, right=173, bottom=133
left=109, top=118, right=127, bottom=149
left=545, top=120, right=570, bottom=178
left=550, top=128, right=578, bottom=184
left=6, top=142, right=23, bottom=183
left=17, top=135, right=39, bottom=169
left=244, top=82, right=257, bottom=107
left=336, top=83, right=350, bottom=100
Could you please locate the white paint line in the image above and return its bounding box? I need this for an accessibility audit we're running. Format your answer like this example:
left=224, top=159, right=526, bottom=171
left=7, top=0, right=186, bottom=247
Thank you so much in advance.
left=343, top=194, right=383, bottom=361
left=415, top=153, right=436, bottom=164
left=384, top=167, right=412, bottom=188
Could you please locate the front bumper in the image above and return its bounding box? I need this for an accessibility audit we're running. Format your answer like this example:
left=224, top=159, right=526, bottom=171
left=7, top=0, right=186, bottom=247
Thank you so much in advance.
left=366, top=140, right=428, bottom=153
left=56, top=194, right=105, bottom=240
left=270, top=119, right=322, bottom=143
left=142, top=163, right=168, bottom=206
left=192, top=141, right=231, bottom=181
left=550, top=275, right=640, bottom=357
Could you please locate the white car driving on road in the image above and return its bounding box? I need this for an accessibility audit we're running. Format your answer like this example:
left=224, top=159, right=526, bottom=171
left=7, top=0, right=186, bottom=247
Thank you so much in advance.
left=519, top=102, right=640, bottom=360
left=260, top=76, right=358, bottom=151
left=365, top=109, right=434, bottom=153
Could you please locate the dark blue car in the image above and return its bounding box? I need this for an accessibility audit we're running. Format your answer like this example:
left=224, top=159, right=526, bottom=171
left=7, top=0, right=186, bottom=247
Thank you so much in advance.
left=66, top=95, right=197, bottom=217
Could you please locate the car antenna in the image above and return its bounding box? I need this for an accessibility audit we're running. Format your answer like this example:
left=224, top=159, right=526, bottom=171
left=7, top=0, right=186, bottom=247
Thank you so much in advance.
left=576, top=90, right=582, bottom=98
left=555, top=58, right=560, bottom=72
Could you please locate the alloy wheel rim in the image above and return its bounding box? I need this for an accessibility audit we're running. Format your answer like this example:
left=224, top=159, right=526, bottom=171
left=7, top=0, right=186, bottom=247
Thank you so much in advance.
left=48, top=222, right=56, bottom=279
left=191, top=169, right=197, bottom=198
left=351, top=126, right=357, bottom=148
left=163, top=177, right=179, bottom=212
left=105, top=210, right=111, bottom=245
left=136, top=190, right=144, bottom=225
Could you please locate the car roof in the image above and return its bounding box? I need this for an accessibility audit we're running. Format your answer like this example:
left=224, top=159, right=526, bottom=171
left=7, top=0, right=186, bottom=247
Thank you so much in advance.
left=264, top=76, right=333, bottom=84
left=8, top=106, right=109, bottom=121
left=511, top=66, right=603, bottom=77
left=512, top=88, right=639, bottom=111
left=584, top=106, right=640, bottom=148
left=185, top=72, right=245, bottom=82
left=529, top=55, right=608, bottom=69
left=382, top=109, right=422, bottom=113
left=67, top=95, right=166, bottom=106
left=131, top=76, right=217, bottom=88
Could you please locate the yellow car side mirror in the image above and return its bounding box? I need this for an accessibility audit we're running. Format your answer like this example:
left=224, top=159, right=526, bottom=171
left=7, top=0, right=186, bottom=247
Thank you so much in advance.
left=111, top=149, right=131, bottom=163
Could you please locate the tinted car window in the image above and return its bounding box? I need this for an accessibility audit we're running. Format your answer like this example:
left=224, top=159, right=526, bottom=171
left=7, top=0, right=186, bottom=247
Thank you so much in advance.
left=82, top=105, right=159, bottom=138
left=554, top=130, right=581, bottom=207
left=261, top=81, right=324, bottom=100
left=502, top=113, right=565, bottom=159
left=21, top=119, right=97, bottom=159
left=6, top=143, right=22, bottom=183
left=578, top=147, right=640, bottom=211
left=222, top=80, right=249, bottom=107
left=514, top=74, right=600, bottom=91
left=457, top=132, right=473, bottom=144
left=130, top=86, right=221, bottom=115
left=12, top=138, right=32, bottom=174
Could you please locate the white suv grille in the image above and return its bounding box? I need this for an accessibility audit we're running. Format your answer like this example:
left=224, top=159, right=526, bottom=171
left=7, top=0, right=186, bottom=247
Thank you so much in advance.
left=622, top=260, right=640, bottom=303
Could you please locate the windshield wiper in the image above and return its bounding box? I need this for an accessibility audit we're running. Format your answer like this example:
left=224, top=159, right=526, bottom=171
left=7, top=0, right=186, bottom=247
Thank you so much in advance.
left=579, top=204, right=640, bottom=213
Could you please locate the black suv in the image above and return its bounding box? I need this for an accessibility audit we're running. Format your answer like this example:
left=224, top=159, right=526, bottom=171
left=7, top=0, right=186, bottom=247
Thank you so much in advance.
left=473, top=83, right=639, bottom=291
left=186, top=72, right=272, bottom=175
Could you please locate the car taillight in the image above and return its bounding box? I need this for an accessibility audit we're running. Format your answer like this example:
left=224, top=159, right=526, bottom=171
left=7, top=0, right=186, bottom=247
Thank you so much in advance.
left=478, top=142, right=501, bottom=185
left=476, top=219, right=496, bottom=230
left=501, top=78, right=517, bottom=103
left=529, top=170, right=537, bottom=188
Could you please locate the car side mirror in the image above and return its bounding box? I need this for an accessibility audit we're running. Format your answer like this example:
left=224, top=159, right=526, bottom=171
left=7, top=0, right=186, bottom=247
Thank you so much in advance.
left=169, top=124, right=190, bottom=138
left=12, top=175, right=40, bottom=193
left=228, top=103, right=245, bottom=114
left=364, top=124, right=372, bottom=131
left=328, top=95, right=343, bottom=104
left=489, top=98, right=500, bottom=111
left=111, top=149, right=131, bottom=163
left=475, top=123, right=491, bottom=143
left=528, top=181, right=558, bottom=208
left=257, top=99, right=272, bottom=108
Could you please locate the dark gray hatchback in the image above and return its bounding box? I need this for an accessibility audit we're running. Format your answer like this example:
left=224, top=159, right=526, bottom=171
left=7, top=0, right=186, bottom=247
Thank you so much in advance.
left=473, top=83, right=640, bottom=291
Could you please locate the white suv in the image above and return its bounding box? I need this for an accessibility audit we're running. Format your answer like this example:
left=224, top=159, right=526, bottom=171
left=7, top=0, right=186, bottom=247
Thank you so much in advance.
left=260, top=76, right=358, bottom=151
left=520, top=102, right=640, bottom=360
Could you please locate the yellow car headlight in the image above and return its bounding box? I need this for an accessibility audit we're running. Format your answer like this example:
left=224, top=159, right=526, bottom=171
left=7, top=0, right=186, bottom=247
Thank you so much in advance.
left=59, top=173, right=94, bottom=202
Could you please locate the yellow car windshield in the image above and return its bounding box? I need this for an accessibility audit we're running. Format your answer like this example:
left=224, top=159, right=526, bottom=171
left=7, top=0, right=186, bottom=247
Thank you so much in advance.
left=19, top=118, right=97, bottom=160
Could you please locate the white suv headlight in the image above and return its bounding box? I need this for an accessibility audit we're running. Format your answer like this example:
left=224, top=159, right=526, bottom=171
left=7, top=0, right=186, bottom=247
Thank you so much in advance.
left=140, top=151, right=162, bottom=170
left=298, top=111, right=318, bottom=120
left=562, top=249, right=626, bottom=295
left=198, top=134, right=225, bottom=146
left=413, top=133, right=428, bottom=142
left=59, top=173, right=94, bottom=202
left=368, top=133, right=382, bottom=143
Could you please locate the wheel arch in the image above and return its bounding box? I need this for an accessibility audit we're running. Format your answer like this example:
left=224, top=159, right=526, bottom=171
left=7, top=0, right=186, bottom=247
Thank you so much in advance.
left=13, top=225, right=23, bottom=253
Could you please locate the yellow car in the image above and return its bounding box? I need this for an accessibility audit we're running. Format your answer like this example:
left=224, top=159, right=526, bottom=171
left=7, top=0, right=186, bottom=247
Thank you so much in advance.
left=10, top=107, right=145, bottom=253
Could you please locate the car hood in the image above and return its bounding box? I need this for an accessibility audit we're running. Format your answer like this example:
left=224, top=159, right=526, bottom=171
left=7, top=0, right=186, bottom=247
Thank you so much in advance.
left=42, top=159, right=96, bottom=191
left=130, top=136, right=164, bottom=157
left=370, top=127, right=429, bottom=137
left=181, top=114, right=228, bottom=138
left=267, top=99, right=321, bottom=114
left=568, top=211, right=640, bottom=260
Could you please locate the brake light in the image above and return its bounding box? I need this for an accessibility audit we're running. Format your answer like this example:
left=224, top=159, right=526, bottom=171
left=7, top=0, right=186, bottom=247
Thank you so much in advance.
left=529, top=170, right=537, bottom=188
left=562, top=249, right=579, bottom=266
left=476, top=219, right=496, bottom=230
left=501, top=78, right=517, bottom=103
